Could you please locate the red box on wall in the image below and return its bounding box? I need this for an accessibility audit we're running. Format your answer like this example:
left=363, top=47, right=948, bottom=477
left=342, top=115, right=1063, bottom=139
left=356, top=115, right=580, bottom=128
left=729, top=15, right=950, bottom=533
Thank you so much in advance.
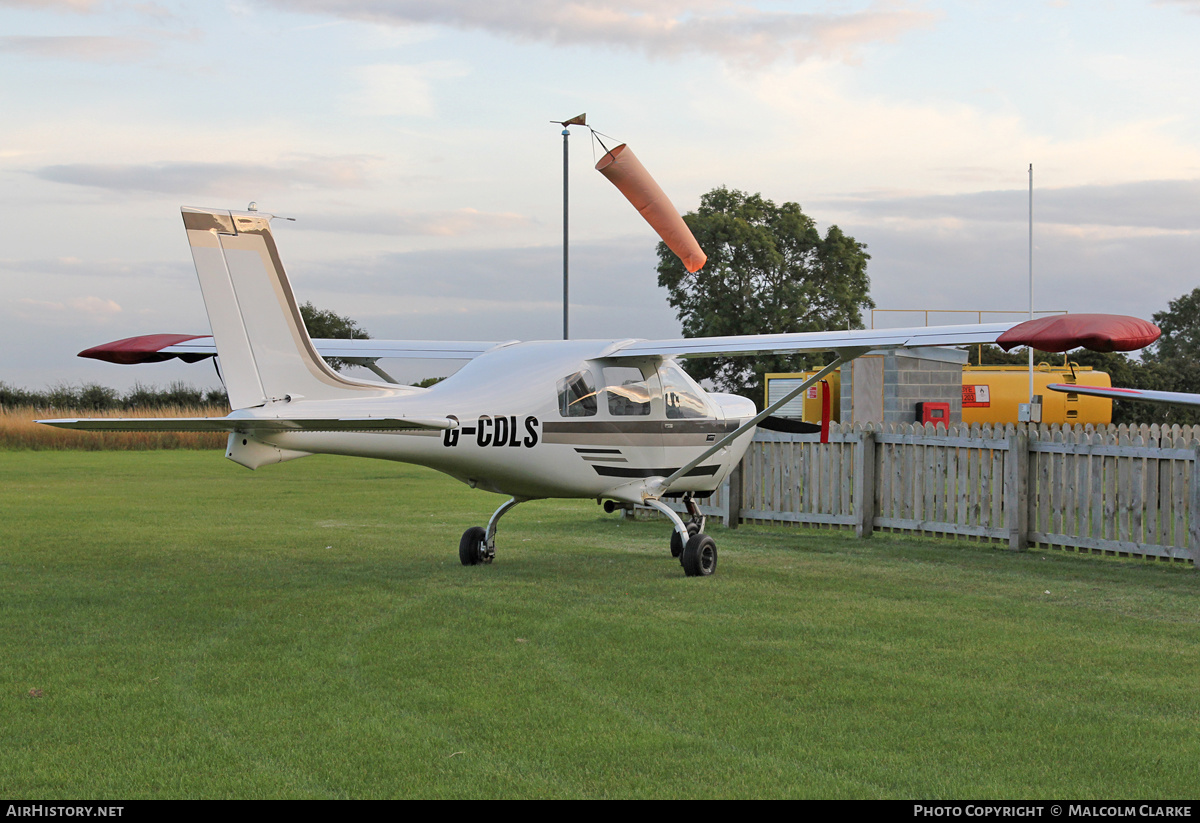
left=915, top=401, right=949, bottom=426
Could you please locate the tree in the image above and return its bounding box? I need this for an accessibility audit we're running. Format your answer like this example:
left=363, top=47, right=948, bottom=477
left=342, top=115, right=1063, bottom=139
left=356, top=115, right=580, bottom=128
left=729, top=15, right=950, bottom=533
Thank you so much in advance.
left=656, top=187, right=873, bottom=407
left=299, top=301, right=370, bottom=372
left=1134, top=288, right=1200, bottom=425
left=1147, top=287, right=1200, bottom=363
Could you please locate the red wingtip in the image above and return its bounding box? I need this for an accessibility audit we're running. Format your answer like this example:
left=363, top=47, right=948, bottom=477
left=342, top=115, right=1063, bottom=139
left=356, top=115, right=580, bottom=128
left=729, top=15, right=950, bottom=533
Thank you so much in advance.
left=79, top=334, right=208, bottom=364
left=996, top=314, right=1160, bottom=353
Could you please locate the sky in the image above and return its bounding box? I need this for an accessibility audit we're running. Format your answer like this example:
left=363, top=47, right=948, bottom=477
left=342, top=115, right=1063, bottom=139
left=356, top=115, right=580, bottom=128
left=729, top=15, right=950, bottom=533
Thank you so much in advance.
left=3, top=0, right=1199, bottom=392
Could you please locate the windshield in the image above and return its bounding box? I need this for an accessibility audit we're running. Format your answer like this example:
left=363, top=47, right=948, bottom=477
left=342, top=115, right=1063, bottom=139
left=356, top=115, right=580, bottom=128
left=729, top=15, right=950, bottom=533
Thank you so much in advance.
left=659, top=361, right=712, bottom=419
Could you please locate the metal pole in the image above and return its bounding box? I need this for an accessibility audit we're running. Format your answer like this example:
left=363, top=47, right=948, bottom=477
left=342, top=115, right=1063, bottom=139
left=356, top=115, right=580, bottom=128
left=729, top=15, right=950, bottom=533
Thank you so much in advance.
left=562, top=128, right=570, bottom=340
left=1028, top=163, right=1034, bottom=403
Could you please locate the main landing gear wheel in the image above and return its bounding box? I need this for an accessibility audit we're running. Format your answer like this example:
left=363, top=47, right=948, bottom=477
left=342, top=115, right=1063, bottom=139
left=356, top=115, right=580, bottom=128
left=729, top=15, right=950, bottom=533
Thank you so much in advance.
left=670, top=521, right=701, bottom=559
left=458, top=497, right=520, bottom=567
left=459, top=526, right=487, bottom=566
left=681, top=533, right=717, bottom=577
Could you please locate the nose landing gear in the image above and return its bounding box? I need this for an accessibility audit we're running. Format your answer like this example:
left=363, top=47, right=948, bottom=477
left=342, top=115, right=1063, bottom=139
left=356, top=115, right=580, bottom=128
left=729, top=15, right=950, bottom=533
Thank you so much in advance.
left=644, top=494, right=717, bottom=577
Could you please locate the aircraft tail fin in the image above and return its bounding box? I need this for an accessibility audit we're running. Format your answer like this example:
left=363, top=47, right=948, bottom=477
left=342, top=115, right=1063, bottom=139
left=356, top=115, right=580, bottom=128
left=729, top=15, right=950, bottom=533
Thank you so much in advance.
left=181, top=207, right=394, bottom=410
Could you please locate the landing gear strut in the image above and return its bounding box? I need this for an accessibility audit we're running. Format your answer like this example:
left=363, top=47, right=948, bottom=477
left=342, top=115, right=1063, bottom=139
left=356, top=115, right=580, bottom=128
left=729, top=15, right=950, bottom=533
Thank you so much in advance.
left=459, top=497, right=523, bottom=566
left=668, top=494, right=706, bottom=559
left=643, top=494, right=717, bottom=577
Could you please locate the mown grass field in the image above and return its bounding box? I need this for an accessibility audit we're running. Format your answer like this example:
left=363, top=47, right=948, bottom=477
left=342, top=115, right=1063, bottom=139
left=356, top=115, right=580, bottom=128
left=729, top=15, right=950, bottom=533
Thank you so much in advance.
left=2, top=450, right=1197, bottom=799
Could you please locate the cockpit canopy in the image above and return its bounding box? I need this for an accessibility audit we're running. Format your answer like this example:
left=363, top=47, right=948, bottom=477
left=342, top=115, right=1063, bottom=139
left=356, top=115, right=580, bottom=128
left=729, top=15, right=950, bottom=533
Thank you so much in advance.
left=557, top=359, right=714, bottom=420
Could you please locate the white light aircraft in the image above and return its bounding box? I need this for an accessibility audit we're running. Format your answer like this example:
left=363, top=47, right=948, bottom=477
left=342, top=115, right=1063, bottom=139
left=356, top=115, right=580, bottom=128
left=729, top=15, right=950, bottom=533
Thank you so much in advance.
left=40, top=207, right=1159, bottom=576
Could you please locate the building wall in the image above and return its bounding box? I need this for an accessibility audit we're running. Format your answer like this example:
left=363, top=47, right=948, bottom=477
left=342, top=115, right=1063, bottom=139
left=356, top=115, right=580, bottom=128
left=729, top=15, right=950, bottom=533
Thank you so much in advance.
left=841, top=346, right=967, bottom=425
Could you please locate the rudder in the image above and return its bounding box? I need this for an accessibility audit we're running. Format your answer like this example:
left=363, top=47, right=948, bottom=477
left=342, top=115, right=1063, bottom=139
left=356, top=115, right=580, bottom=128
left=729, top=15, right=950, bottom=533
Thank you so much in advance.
left=182, top=207, right=389, bottom=410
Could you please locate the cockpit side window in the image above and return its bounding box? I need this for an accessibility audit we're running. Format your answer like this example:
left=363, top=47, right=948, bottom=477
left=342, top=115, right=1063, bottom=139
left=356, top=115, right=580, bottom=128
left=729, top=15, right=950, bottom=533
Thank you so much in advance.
left=603, top=365, right=653, bottom=416
left=659, top=361, right=712, bottom=419
left=557, top=370, right=598, bottom=417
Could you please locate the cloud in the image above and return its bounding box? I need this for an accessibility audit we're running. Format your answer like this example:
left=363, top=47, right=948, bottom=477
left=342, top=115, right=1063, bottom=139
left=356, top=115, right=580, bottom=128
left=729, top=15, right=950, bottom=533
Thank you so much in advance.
left=16, top=295, right=122, bottom=316
left=0, top=35, right=156, bottom=63
left=259, top=0, right=936, bottom=66
left=33, top=157, right=377, bottom=195
left=0, top=0, right=98, bottom=11
left=822, top=179, right=1200, bottom=232
left=1156, top=0, right=1200, bottom=13
left=1, top=256, right=190, bottom=280
left=71, top=295, right=123, bottom=315
left=289, top=236, right=676, bottom=342
left=307, top=207, right=534, bottom=237
left=347, top=61, right=470, bottom=118
left=854, top=214, right=1200, bottom=324
left=806, top=179, right=1200, bottom=326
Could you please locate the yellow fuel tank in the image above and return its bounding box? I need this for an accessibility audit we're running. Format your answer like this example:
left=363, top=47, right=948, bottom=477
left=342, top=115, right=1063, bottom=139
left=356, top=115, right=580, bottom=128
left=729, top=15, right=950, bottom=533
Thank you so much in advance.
left=961, top=365, right=1111, bottom=426
left=765, top=365, right=1111, bottom=426
left=765, top=371, right=841, bottom=423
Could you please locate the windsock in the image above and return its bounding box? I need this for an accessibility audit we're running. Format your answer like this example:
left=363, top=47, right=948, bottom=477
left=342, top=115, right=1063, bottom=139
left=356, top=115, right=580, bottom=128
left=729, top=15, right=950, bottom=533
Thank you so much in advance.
left=596, top=144, right=707, bottom=273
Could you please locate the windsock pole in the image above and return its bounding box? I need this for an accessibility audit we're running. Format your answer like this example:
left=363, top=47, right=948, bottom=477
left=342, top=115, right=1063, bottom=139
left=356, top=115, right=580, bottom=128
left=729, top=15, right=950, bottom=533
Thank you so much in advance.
left=553, top=114, right=587, bottom=340
left=562, top=126, right=569, bottom=340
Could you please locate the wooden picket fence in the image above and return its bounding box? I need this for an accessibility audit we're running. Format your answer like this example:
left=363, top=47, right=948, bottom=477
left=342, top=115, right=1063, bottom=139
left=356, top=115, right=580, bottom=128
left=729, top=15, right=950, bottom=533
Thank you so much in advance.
left=676, top=422, right=1200, bottom=562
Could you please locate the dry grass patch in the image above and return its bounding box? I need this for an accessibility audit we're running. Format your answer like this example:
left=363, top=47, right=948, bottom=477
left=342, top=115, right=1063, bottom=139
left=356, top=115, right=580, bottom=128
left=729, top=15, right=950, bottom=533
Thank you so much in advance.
left=0, top=405, right=228, bottom=450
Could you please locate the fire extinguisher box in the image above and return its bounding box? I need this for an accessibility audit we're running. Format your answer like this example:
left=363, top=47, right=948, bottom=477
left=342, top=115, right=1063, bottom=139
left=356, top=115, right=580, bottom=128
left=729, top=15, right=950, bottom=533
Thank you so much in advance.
left=915, top=401, right=950, bottom=426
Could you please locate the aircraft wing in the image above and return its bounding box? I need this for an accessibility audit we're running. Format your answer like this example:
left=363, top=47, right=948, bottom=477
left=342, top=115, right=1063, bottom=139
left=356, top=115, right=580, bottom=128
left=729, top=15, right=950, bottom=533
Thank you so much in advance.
left=80, top=315, right=1159, bottom=366
left=609, top=314, right=1161, bottom=359
left=1046, top=384, right=1200, bottom=408
left=37, top=416, right=457, bottom=433
left=78, top=334, right=502, bottom=365
left=608, top=323, right=1017, bottom=358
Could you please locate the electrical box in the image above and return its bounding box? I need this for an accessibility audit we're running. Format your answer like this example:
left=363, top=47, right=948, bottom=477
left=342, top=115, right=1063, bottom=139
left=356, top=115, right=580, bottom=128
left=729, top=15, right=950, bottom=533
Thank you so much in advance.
left=915, top=401, right=950, bottom=426
left=1018, top=396, right=1044, bottom=423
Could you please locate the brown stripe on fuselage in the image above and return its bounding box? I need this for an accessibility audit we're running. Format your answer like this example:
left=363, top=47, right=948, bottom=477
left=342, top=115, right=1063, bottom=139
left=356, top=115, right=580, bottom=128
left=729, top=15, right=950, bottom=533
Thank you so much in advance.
left=543, top=420, right=736, bottom=435
left=545, top=431, right=660, bottom=446
left=543, top=418, right=737, bottom=447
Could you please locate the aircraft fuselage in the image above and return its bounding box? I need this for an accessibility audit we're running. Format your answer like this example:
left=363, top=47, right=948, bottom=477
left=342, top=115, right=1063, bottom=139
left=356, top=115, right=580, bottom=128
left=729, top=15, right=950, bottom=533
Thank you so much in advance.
left=231, top=339, right=757, bottom=502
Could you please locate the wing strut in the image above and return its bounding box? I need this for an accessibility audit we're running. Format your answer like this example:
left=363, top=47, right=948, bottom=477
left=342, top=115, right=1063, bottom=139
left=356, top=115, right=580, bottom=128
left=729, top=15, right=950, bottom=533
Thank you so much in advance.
left=658, top=351, right=865, bottom=493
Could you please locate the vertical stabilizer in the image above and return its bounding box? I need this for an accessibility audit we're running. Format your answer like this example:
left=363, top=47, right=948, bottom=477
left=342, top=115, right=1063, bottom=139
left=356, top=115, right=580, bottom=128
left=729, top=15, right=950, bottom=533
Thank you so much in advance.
left=182, top=207, right=389, bottom=410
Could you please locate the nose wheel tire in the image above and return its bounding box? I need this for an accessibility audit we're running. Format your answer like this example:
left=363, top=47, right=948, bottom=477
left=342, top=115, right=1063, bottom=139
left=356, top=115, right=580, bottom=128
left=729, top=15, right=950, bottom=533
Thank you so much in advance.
left=670, top=521, right=701, bottom=559
left=459, top=526, right=487, bottom=566
left=681, top=533, right=717, bottom=577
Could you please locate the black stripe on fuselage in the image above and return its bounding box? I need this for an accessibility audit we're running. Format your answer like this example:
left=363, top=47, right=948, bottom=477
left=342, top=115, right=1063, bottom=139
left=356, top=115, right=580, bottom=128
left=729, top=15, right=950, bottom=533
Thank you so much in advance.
left=590, top=464, right=721, bottom=478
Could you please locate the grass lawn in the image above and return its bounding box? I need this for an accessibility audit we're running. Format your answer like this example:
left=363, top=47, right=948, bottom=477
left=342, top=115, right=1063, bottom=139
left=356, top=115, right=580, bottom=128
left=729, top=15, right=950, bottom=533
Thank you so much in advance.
left=1, top=450, right=1197, bottom=799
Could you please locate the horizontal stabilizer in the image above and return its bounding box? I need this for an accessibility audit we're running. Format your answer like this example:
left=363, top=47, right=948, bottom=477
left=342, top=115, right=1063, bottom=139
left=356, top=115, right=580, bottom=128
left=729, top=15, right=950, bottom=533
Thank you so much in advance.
left=38, top=416, right=457, bottom=433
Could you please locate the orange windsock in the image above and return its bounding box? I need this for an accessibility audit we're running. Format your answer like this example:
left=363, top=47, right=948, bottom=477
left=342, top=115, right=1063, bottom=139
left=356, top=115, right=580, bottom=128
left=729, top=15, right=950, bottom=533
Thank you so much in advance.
left=596, top=144, right=707, bottom=273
